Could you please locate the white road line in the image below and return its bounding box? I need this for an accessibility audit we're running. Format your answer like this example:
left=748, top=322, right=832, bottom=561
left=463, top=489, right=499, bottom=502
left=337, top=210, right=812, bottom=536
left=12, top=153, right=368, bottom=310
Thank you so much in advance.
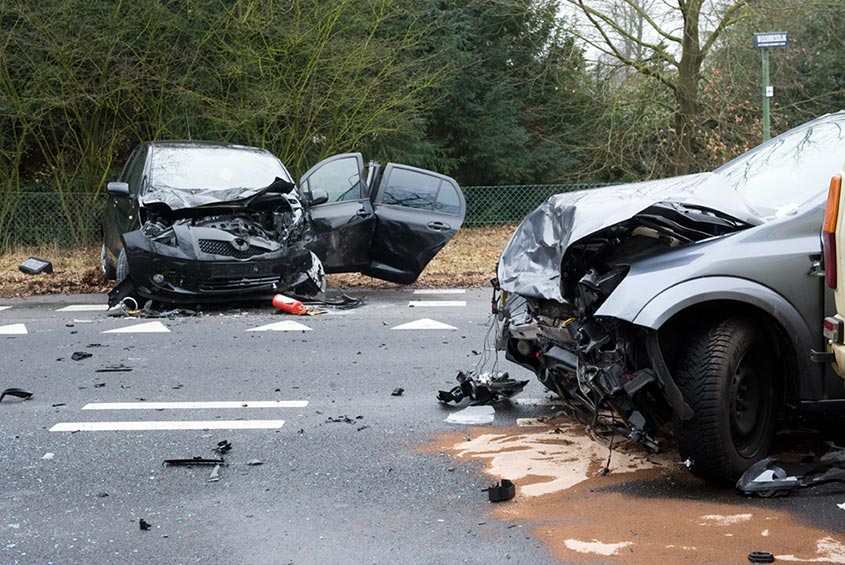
left=0, top=306, right=11, bottom=312
left=514, top=398, right=567, bottom=406
left=408, top=300, right=467, bottom=308
left=392, top=318, right=457, bottom=330
left=82, top=401, right=309, bottom=410
left=56, top=304, right=110, bottom=312
left=0, top=323, right=27, bottom=335
left=247, top=321, right=312, bottom=332
left=102, top=321, right=170, bottom=334
left=412, top=289, right=466, bottom=295
left=50, top=420, right=286, bottom=432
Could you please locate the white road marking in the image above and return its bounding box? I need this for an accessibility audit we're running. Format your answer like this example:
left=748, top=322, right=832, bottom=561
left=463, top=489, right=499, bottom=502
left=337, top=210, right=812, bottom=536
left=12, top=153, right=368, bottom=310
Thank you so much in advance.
left=50, top=420, right=286, bottom=432
left=102, top=321, right=170, bottom=334
left=0, top=306, right=11, bottom=312
left=408, top=300, right=466, bottom=308
left=247, top=321, right=312, bottom=332
left=392, top=318, right=457, bottom=330
left=82, top=400, right=309, bottom=410
left=412, top=289, right=466, bottom=295
left=56, top=304, right=110, bottom=312
left=514, top=397, right=566, bottom=406
left=0, top=323, right=27, bottom=335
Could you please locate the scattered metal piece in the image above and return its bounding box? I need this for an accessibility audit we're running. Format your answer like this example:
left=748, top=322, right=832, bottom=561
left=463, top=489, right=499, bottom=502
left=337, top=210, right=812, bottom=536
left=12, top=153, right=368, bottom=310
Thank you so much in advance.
left=208, top=464, right=221, bottom=482
left=139, top=519, right=151, bottom=531
left=483, top=479, right=515, bottom=502
left=438, top=371, right=528, bottom=405
left=214, top=440, right=232, bottom=454
left=163, top=457, right=225, bottom=467
left=0, top=388, right=33, bottom=402
left=748, top=551, right=775, bottom=563
left=18, top=257, right=53, bottom=275
left=71, top=351, right=93, bottom=361
left=95, top=365, right=133, bottom=373
left=246, top=459, right=264, bottom=466
left=391, top=388, right=404, bottom=397
left=737, top=448, right=845, bottom=497
left=52, top=403, right=66, bottom=407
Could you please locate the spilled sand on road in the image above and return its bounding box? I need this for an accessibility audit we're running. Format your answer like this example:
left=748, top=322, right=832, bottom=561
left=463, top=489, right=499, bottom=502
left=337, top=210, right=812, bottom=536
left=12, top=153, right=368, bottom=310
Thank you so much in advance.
left=426, top=418, right=845, bottom=564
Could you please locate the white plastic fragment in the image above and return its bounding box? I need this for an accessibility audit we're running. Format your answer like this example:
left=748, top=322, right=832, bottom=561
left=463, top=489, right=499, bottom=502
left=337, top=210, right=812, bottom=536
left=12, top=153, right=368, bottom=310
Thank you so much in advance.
left=445, top=405, right=495, bottom=425
left=41, top=452, right=55, bottom=460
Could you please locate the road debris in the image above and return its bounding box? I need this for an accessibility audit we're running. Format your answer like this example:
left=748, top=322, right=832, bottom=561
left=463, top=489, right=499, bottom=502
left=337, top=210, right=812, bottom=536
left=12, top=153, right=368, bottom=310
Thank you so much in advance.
left=163, top=457, right=225, bottom=466
left=445, top=405, right=495, bottom=425
left=483, top=479, right=515, bottom=502
left=208, top=464, right=221, bottom=482
left=246, top=459, right=264, bottom=466
left=0, top=388, right=33, bottom=402
left=214, top=440, right=232, bottom=454
left=391, top=387, right=405, bottom=397
left=748, top=551, right=775, bottom=563
left=41, top=452, right=55, bottom=460
left=438, top=371, right=528, bottom=405
left=18, top=257, right=53, bottom=275
left=71, top=351, right=93, bottom=361
left=272, top=293, right=307, bottom=315
left=736, top=446, right=845, bottom=497
left=95, top=364, right=133, bottom=373
left=139, top=519, right=151, bottom=531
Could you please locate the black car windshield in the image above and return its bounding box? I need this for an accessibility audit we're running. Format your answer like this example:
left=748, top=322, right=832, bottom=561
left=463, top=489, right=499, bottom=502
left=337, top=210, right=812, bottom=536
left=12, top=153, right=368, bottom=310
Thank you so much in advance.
left=715, top=113, right=845, bottom=218
left=149, top=146, right=291, bottom=192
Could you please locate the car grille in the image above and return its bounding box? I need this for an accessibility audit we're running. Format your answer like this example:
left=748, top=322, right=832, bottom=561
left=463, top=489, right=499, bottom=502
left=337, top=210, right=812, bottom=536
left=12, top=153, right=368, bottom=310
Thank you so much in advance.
left=197, top=276, right=280, bottom=292
left=198, top=239, right=268, bottom=259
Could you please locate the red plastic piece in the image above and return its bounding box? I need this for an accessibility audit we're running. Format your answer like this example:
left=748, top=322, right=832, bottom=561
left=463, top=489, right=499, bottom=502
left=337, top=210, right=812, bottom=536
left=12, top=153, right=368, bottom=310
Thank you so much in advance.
left=272, top=293, right=306, bottom=315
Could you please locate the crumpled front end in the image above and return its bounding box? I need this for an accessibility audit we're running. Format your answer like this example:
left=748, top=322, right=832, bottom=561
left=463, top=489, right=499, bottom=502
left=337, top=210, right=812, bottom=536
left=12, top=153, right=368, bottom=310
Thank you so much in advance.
left=112, top=186, right=326, bottom=306
left=497, top=184, right=758, bottom=448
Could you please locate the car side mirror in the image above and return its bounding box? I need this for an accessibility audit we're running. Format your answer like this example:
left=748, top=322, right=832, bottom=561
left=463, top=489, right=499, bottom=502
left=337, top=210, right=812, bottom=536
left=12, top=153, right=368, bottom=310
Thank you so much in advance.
left=107, top=182, right=130, bottom=198
left=308, top=189, right=329, bottom=206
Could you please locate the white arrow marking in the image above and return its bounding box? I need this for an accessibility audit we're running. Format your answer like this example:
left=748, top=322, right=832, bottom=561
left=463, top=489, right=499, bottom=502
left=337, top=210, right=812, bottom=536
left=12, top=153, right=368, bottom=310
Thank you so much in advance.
left=83, top=400, right=309, bottom=410
left=408, top=300, right=466, bottom=308
left=50, top=420, right=286, bottom=432
left=102, top=321, right=170, bottom=334
left=56, top=304, right=110, bottom=312
left=392, top=318, right=457, bottom=330
left=0, top=323, right=27, bottom=335
left=0, top=306, right=11, bottom=312
left=247, top=321, right=312, bottom=332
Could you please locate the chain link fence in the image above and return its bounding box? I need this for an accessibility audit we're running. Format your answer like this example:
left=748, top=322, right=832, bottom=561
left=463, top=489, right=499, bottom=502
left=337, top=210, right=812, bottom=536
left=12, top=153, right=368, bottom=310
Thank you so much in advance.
left=0, top=183, right=606, bottom=247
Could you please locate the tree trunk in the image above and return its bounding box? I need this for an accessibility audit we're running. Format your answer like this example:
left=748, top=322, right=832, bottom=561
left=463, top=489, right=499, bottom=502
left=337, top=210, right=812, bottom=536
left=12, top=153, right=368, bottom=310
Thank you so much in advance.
left=674, top=1, right=704, bottom=175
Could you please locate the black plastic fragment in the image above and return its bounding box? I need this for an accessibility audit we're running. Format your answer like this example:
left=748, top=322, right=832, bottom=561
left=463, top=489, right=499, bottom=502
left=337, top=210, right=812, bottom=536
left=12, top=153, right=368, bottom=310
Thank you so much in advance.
left=71, top=351, right=93, bottom=361
left=391, top=388, right=404, bottom=396
left=748, top=551, right=775, bottom=563
left=438, top=371, right=528, bottom=405
left=483, top=479, right=515, bottom=502
left=19, top=257, right=53, bottom=275
left=1, top=388, right=33, bottom=402
left=139, top=519, right=151, bottom=531
left=95, top=365, right=133, bottom=373
left=214, top=440, right=232, bottom=454
left=163, top=457, right=225, bottom=466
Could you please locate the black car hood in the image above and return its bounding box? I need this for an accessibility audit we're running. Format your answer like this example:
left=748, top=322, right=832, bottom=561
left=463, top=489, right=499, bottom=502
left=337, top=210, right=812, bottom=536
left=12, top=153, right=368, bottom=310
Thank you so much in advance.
left=139, top=177, right=297, bottom=211
left=497, top=172, right=763, bottom=302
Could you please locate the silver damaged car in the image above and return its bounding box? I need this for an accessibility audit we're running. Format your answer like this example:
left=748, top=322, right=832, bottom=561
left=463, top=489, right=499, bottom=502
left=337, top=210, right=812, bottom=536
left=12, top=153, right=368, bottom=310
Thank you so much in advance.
left=496, top=111, right=845, bottom=483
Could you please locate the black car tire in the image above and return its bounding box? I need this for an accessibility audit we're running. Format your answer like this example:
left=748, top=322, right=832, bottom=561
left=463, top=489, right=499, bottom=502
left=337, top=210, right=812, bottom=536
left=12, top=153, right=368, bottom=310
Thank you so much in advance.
left=673, top=317, right=777, bottom=484
left=116, top=249, right=129, bottom=283
left=101, top=243, right=116, bottom=280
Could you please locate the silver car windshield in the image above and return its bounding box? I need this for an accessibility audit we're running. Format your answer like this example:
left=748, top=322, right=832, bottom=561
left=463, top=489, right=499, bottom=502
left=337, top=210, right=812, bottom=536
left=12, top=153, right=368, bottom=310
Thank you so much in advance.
left=715, top=114, right=845, bottom=218
left=149, top=146, right=291, bottom=191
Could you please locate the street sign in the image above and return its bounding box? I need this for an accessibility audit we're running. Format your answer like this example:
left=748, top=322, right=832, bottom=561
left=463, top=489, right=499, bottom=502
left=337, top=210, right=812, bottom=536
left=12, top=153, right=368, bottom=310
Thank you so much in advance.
left=754, top=32, right=789, bottom=48
left=765, top=86, right=774, bottom=98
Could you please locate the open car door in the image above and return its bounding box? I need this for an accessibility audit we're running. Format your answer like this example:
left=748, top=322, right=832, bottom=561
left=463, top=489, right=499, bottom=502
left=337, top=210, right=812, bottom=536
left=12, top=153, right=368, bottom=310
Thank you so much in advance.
left=301, top=156, right=465, bottom=284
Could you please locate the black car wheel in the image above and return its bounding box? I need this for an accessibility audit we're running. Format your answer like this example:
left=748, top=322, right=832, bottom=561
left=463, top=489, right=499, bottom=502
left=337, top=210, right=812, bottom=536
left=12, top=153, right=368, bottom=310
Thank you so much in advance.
left=673, top=317, right=777, bottom=483
left=101, top=243, right=116, bottom=280
left=116, top=249, right=129, bottom=283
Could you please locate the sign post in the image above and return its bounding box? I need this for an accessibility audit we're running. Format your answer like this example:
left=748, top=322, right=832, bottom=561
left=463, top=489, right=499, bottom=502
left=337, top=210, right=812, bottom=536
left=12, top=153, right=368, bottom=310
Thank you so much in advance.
left=753, top=32, right=789, bottom=141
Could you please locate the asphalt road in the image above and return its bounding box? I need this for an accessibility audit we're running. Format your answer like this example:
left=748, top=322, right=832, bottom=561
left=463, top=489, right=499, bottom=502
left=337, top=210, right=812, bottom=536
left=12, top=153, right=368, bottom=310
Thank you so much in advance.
left=1, top=288, right=843, bottom=564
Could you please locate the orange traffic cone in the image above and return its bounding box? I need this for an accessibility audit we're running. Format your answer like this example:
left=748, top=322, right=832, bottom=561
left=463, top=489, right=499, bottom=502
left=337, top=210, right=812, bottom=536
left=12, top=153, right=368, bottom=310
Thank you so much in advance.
left=272, top=293, right=307, bottom=315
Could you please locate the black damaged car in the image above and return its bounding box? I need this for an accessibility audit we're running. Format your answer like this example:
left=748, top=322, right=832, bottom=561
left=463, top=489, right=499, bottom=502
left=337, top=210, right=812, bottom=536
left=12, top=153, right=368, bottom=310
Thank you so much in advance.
left=102, top=141, right=465, bottom=306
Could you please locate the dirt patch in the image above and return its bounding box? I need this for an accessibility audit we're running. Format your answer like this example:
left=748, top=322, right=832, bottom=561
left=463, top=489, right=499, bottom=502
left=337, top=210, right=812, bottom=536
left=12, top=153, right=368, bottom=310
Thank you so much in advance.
left=427, top=418, right=844, bottom=564
left=0, top=225, right=515, bottom=298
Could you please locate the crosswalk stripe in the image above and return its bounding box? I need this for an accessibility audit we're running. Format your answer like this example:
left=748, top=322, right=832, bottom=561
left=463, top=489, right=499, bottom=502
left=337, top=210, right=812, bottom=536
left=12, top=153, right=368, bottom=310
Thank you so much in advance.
left=49, top=420, right=286, bottom=432
left=392, top=318, right=457, bottom=330
left=0, top=323, right=27, bottom=335
left=102, top=321, right=170, bottom=334
left=408, top=300, right=466, bottom=308
left=82, top=401, right=309, bottom=410
left=56, top=304, right=110, bottom=312
left=247, top=321, right=312, bottom=332
left=412, top=289, right=466, bottom=295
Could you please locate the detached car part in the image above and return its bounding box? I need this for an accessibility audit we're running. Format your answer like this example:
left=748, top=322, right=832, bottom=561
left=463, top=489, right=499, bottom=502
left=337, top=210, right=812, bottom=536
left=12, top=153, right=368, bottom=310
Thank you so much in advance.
left=438, top=371, right=529, bottom=405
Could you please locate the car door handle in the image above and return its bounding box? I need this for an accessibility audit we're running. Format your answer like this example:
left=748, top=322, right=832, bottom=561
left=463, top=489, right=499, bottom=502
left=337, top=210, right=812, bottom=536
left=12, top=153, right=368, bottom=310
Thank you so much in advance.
left=356, top=208, right=372, bottom=218
left=427, top=221, right=450, bottom=231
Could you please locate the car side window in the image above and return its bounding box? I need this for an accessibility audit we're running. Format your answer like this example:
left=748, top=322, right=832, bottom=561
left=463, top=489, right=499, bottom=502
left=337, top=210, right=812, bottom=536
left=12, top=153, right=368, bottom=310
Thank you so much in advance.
left=304, top=156, right=362, bottom=203
left=434, top=182, right=461, bottom=215
left=382, top=168, right=441, bottom=211
left=125, top=149, right=147, bottom=196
